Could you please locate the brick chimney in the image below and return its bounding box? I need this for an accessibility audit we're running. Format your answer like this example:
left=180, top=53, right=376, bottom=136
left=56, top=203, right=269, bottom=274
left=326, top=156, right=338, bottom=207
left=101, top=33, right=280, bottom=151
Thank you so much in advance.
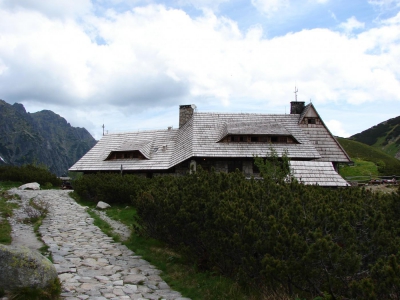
left=179, top=104, right=196, bottom=128
left=290, top=101, right=305, bottom=114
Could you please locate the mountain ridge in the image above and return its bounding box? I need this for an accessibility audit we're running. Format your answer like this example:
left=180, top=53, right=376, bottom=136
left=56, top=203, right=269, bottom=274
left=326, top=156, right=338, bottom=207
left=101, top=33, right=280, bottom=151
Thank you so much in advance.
left=350, top=115, right=400, bottom=160
left=0, top=99, right=96, bottom=176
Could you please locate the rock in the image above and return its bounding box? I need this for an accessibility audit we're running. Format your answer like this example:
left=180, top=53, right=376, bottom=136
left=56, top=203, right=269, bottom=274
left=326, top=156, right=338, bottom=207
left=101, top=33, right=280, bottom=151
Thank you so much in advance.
left=96, top=201, right=111, bottom=209
left=0, top=244, right=58, bottom=290
left=18, top=182, right=40, bottom=190
left=123, top=274, right=147, bottom=284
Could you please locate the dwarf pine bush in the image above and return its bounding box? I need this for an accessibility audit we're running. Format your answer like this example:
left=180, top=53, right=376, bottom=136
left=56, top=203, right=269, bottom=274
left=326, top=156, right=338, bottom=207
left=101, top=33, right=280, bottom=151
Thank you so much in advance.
left=74, top=169, right=400, bottom=299
left=0, top=165, right=61, bottom=186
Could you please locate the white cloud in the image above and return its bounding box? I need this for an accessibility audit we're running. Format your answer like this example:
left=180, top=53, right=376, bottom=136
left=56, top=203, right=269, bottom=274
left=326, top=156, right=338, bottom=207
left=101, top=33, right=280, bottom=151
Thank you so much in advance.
left=368, top=0, right=400, bottom=8
left=0, top=3, right=400, bottom=137
left=175, top=0, right=230, bottom=11
left=0, top=0, right=93, bottom=18
left=325, top=120, right=351, bottom=137
left=338, top=16, right=365, bottom=33
left=251, top=0, right=289, bottom=16
left=330, top=10, right=338, bottom=22
left=381, top=10, right=400, bottom=24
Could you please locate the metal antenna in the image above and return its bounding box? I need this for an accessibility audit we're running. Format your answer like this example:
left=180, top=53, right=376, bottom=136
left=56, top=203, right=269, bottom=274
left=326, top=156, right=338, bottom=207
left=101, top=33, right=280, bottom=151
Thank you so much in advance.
left=102, top=124, right=105, bottom=136
left=294, top=86, right=298, bottom=102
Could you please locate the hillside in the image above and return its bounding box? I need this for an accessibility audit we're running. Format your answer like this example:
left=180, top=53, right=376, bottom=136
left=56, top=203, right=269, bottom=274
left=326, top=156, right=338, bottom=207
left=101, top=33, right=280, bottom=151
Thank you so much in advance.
left=337, top=137, right=400, bottom=176
left=0, top=99, right=96, bottom=176
left=350, top=115, right=400, bottom=159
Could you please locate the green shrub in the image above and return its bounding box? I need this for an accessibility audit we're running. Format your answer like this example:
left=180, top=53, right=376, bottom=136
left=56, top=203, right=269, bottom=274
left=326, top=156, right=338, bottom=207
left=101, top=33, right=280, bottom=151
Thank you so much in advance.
left=132, top=168, right=400, bottom=299
left=73, top=173, right=149, bottom=204
left=73, top=169, right=400, bottom=299
left=0, top=165, right=61, bottom=186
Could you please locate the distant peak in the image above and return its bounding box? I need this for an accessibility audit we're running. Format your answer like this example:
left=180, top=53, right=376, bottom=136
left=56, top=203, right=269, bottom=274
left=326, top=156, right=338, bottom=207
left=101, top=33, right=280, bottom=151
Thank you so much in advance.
left=12, top=103, right=26, bottom=114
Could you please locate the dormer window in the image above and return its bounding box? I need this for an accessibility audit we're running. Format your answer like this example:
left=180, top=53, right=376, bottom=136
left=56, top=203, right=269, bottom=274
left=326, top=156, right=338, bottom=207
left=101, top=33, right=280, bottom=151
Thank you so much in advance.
left=217, top=121, right=299, bottom=144
left=105, top=150, right=147, bottom=160
left=220, top=134, right=298, bottom=144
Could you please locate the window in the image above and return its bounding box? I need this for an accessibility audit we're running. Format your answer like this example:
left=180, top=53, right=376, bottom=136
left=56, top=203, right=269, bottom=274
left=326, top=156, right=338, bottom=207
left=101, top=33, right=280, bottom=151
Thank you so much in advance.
left=308, top=118, right=316, bottom=124
left=106, top=150, right=146, bottom=160
left=278, top=136, right=287, bottom=143
left=222, top=134, right=298, bottom=144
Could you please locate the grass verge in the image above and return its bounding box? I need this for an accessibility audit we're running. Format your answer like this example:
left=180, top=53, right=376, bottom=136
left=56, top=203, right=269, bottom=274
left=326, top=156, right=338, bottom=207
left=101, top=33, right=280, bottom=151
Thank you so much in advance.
left=69, top=192, right=263, bottom=300
left=0, top=187, right=19, bottom=244
left=25, top=198, right=52, bottom=259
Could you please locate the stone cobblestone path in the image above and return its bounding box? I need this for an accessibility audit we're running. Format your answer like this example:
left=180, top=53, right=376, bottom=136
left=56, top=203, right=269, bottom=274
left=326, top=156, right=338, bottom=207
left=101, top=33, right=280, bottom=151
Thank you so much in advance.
left=9, top=189, right=189, bottom=300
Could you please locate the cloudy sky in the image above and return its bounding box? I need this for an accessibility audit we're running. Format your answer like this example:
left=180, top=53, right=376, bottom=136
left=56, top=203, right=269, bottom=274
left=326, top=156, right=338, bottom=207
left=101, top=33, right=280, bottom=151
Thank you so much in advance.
left=0, top=0, right=399, bottom=140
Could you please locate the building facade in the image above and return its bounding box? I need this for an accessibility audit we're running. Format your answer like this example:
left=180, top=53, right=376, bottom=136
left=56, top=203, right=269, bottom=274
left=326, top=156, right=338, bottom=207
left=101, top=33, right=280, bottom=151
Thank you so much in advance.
left=69, top=102, right=351, bottom=186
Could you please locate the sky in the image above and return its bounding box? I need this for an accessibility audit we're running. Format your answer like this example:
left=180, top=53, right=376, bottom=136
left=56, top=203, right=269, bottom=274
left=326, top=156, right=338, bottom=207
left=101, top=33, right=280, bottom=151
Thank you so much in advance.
left=0, top=0, right=400, bottom=140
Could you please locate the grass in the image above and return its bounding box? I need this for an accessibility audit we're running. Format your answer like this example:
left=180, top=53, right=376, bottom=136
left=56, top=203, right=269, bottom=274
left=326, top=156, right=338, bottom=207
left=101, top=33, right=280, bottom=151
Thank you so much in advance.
left=0, top=187, right=19, bottom=244
left=0, top=181, right=23, bottom=190
left=0, top=183, right=62, bottom=299
left=337, top=137, right=400, bottom=175
left=28, top=198, right=52, bottom=258
left=69, top=192, right=265, bottom=300
left=7, top=277, right=61, bottom=300
left=339, top=158, right=379, bottom=179
left=0, top=181, right=51, bottom=257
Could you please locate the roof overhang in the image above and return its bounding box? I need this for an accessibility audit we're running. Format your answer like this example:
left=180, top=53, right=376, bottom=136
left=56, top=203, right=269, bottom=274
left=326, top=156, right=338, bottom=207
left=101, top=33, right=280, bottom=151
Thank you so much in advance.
left=217, top=121, right=297, bottom=142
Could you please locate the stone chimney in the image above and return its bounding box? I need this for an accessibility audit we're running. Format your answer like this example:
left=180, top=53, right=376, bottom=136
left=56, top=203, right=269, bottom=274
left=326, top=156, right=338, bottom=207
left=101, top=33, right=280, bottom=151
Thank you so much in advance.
left=179, top=104, right=196, bottom=128
left=290, top=101, right=305, bottom=114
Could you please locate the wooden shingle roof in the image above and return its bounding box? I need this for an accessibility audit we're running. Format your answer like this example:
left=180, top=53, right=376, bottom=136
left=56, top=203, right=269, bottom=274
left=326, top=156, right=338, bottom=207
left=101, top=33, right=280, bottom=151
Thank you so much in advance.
left=170, top=112, right=322, bottom=167
left=69, top=129, right=178, bottom=172
left=69, top=105, right=351, bottom=173
left=298, top=104, right=351, bottom=163
left=290, top=161, right=349, bottom=187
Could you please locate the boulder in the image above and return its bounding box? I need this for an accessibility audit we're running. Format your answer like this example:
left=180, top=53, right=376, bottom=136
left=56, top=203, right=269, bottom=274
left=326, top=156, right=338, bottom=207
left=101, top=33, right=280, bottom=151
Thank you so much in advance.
left=96, top=201, right=111, bottom=209
left=0, top=244, right=58, bottom=290
left=18, top=182, right=40, bottom=190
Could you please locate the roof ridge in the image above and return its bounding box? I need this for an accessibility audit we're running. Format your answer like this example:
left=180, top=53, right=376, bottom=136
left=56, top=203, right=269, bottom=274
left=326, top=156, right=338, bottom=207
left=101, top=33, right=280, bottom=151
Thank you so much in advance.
left=194, top=112, right=298, bottom=116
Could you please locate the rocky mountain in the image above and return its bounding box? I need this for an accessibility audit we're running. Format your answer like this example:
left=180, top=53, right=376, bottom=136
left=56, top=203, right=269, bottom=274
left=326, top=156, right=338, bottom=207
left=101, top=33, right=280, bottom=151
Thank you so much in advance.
left=0, top=99, right=97, bottom=176
left=350, top=115, right=400, bottom=160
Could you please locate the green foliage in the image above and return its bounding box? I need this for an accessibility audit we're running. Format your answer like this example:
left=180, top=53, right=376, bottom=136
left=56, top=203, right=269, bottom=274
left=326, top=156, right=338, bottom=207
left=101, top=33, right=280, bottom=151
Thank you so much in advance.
left=0, top=165, right=61, bottom=186
left=350, top=116, right=400, bottom=146
left=254, top=148, right=291, bottom=182
left=73, top=173, right=150, bottom=204
left=0, top=190, right=19, bottom=244
left=350, top=115, right=400, bottom=158
left=67, top=171, right=83, bottom=181
left=7, top=277, right=61, bottom=300
left=337, top=137, right=400, bottom=175
left=0, top=181, right=22, bottom=190
left=74, top=170, right=400, bottom=299
left=339, top=158, right=379, bottom=178
left=72, top=192, right=258, bottom=300
left=131, top=169, right=400, bottom=299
